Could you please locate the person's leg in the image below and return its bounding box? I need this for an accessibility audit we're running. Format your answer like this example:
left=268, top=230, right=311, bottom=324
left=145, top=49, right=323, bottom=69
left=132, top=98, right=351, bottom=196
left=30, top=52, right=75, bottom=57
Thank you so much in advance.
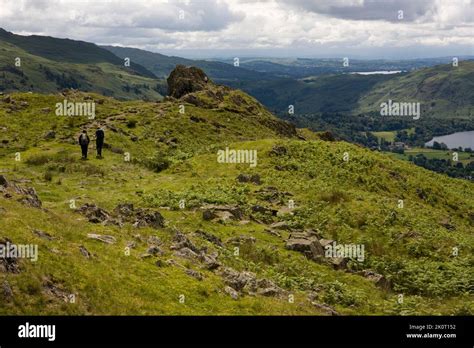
left=81, top=145, right=86, bottom=159
left=84, top=145, right=88, bottom=159
left=97, top=141, right=103, bottom=157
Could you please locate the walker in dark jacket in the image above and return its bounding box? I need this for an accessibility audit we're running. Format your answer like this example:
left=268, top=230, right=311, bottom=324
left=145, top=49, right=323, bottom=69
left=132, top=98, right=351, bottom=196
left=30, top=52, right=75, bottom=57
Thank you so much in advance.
left=78, top=130, right=90, bottom=159
left=95, top=128, right=105, bottom=158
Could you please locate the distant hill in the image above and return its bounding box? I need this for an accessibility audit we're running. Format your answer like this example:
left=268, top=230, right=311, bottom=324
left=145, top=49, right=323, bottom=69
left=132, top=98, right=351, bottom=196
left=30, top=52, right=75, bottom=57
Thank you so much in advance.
left=356, top=61, right=474, bottom=118
left=102, top=45, right=276, bottom=83
left=0, top=29, right=156, bottom=78
left=0, top=29, right=162, bottom=100
left=213, top=56, right=474, bottom=79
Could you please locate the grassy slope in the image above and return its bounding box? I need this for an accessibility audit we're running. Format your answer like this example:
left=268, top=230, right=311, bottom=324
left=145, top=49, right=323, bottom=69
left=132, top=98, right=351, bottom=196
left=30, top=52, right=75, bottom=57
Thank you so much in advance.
left=356, top=61, right=474, bottom=118
left=0, top=90, right=473, bottom=315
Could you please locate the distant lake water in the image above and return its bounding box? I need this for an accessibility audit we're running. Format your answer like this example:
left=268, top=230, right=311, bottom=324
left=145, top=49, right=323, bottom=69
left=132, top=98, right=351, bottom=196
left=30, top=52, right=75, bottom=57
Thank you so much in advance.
left=425, top=131, right=474, bottom=149
left=350, top=70, right=402, bottom=75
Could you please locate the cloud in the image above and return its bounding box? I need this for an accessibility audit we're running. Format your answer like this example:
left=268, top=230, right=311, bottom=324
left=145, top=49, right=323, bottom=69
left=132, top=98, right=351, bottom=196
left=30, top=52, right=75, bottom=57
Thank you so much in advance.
left=283, top=0, right=436, bottom=22
left=0, top=0, right=244, bottom=33
left=0, top=0, right=472, bottom=58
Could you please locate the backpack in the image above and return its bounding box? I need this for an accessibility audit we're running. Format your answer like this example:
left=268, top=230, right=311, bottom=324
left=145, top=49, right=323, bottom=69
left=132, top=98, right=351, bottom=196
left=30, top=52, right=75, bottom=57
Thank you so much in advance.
left=79, top=133, right=89, bottom=146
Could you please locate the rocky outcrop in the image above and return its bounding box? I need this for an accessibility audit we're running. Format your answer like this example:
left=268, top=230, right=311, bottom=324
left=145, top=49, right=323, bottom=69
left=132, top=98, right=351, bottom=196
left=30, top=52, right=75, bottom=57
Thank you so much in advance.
left=78, top=203, right=120, bottom=225
left=0, top=176, right=42, bottom=208
left=167, top=65, right=210, bottom=99
left=0, top=238, right=21, bottom=273
left=77, top=203, right=165, bottom=229
left=43, top=277, right=74, bottom=303
left=219, top=267, right=287, bottom=299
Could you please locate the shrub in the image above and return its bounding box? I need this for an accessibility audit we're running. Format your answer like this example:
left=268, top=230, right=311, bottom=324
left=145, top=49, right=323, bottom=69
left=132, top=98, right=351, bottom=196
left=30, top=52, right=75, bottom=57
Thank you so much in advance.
left=126, top=119, right=137, bottom=128
left=44, top=170, right=53, bottom=181
left=26, top=154, right=50, bottom=165
left=319, top=189, right=349, bottom=204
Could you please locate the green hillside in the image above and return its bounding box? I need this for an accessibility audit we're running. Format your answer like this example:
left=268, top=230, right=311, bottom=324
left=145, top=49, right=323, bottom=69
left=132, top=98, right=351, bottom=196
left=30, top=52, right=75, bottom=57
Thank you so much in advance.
left=235, top=73, right=397, bottom=114
left=0, top=30, right=162, bottom=101
left=356, top=61, right=474, bottom=118
left=0, top=68, right=472, bottom=315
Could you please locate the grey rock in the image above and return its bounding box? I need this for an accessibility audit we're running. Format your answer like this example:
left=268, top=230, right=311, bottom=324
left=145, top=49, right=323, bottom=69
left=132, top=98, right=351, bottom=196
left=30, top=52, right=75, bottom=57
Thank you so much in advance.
left=79, top=245, right=91, bottom=258
left=185, top=269, right=203, bottom=281
left=224, top=285, right=239, bottom=300
left=87, top=233, right=116, bottom=244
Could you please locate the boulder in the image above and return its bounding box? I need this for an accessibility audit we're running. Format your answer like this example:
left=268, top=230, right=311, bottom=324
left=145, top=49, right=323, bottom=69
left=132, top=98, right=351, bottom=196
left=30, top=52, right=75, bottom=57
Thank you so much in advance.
left=79, top=245, right=91, bottom=258
left=220, top=267, right=257, bottom=292
left=201, top=204, right=244, bottom=222
left=255, top=279, right=287, bottom=298
left=251, top=205, right=277, bottom=216
left=44, top=130, right=56, bottom=140
left=147, top=246, right=163, bottom=256
left=114, top=203, right=134, bottom=219
left=173, top=247, right=198, bottom=260
left=0, top=238, right=21, bottom=273
left=133, top=209, right=165, bottom=229
left=224, top=286, right=239, bottom=300
left=172, top=231, right=201, bottom=253
left=78, top=204, right=115, bottom=224
left=2, top=280, right=13, bottom=300
left=199, top=251, right=220, bottom=270
left=16, top=187, right=42, bottom=208
left=185, top=269, right=203, bottom=281
left=328, top=257, right=349, bottom=270
left=359, top=270, right=392, bottom=291
left=285, top=235, right=324, bottom=262
left=195, top=230, right=223, bottom=247
left=147, top=235, right=162, bottom=246
left=236, top=174, right=261, bottom=185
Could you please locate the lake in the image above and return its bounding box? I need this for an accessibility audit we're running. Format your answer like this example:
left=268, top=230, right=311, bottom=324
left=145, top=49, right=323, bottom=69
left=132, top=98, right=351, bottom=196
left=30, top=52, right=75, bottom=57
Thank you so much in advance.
left=425, top=131, right=474, bottom=149
left=350, top=70, right=403, bottom=75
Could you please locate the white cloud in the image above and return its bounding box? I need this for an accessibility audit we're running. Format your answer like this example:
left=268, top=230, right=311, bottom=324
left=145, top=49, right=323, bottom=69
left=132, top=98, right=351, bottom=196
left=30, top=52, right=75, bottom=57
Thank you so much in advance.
left=0, top=0, right=472, bottom=57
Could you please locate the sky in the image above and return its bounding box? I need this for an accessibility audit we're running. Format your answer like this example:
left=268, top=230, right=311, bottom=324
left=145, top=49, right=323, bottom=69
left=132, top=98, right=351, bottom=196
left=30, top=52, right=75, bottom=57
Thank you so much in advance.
left=0, top=0, right=473, bottom=59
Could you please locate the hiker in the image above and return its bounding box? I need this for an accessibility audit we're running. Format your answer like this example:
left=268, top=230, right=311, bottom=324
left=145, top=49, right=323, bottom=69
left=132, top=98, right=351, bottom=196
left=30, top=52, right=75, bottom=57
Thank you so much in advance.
left=78, top=130, right=90, bottom=160
left=95, top=126, right=105, bottom=158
